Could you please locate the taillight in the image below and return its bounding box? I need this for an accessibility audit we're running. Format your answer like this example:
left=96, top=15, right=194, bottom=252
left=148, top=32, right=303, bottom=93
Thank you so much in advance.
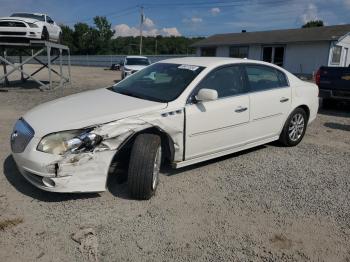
left=315, top=69, right=321, bottom=86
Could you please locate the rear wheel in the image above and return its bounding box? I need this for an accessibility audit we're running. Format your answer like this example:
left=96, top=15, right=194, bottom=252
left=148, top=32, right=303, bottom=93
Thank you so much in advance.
left=279, top=108, right=307, bottom=146
left=128, top=134, right=162, bottom=200
left=58, top=32, right=63, bottom=44
left=41, top=27, right=49, bottom=41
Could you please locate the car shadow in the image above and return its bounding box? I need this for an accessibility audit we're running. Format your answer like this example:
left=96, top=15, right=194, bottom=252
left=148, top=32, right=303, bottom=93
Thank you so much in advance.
left=3, top=155, right=100, bottom=202
left=107, top=144, right=268, bottom=198
left=106, top=172, right=131, bottom=200
left=1, top=80, right=52, bottom=91
left=318, top=103, right=350, bottom=118
left=324, top=122, right=350, bottom=132
left=163, top=145, right=267, bottom=176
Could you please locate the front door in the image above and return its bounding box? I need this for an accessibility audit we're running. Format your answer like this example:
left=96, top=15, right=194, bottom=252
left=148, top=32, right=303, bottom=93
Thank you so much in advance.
left=243, top=64, right=291, bottom=141
left=185, top=65, right=250, bottom=159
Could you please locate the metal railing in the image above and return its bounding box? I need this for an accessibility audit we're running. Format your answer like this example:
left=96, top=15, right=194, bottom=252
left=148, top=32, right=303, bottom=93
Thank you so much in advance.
left=8, top=54, right=196, bottom=67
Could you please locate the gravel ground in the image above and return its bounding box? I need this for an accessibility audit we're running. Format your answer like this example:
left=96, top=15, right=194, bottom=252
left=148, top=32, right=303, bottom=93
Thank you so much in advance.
left=0, top=65, right=350, bottom=261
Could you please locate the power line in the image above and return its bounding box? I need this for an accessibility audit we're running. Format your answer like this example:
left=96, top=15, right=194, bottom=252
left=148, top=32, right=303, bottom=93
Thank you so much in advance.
left=143, top=0, right=292, bottom=8
left=61, top=5, right=139, bottom=25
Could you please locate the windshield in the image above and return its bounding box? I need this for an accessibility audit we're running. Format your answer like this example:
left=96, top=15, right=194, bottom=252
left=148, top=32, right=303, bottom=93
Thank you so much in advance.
left=11, top=13, right=45, bottom=21
left=125, top=58, right=150, bottom=66
left=110, top=63, right=205, bottom=102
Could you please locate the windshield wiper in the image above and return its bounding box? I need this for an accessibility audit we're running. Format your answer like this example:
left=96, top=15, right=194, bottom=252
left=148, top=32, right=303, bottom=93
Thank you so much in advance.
left=117, top=90, right=144, bottom=99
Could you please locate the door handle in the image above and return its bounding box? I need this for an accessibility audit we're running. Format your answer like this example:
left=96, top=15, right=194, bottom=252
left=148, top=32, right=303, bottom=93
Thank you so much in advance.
left=235, top=106, right=248, bottom=113
left=280, top=97, right=289, bottom=103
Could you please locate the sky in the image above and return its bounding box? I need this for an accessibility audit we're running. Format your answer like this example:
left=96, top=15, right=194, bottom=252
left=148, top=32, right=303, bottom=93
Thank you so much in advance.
left=1, top=0, right=350, bottom=37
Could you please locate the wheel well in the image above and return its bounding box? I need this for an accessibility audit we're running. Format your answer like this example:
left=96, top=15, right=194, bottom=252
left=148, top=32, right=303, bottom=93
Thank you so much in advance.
left=297, top=105, right=310, bottom=120
left=109, top=127, right=175, bottom=170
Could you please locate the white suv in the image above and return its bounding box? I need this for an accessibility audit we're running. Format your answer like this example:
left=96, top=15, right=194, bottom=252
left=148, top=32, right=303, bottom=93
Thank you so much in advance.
left=0, top=13, right=62, bottom=43
left=121, top=56, right=151, bottom=79
left=10, top=57, right=318, bottom=199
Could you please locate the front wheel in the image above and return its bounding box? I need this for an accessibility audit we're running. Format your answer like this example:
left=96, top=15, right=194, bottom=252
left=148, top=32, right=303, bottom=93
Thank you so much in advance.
left=279, top=108, right=308, bottom=147
left=128, top=134, right=162, bottom=200
left=41, top=27, right=49, bottom=41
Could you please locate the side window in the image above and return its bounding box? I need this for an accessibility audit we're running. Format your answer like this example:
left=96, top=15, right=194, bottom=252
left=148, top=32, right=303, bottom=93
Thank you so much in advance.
left=245, top=65, right=286, bottom=92
left=196, top=65, right=247, bottom=98
left=276, top=70, right=289, bottom=87
left=47, top=16, right=54, bottom=24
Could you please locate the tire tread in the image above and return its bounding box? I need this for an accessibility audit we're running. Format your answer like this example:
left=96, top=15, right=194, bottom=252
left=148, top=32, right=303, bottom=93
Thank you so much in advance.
left=128, top=134, right=161, bottom=200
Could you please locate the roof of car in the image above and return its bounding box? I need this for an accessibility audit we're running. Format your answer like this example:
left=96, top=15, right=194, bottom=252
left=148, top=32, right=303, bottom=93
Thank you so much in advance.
left=125, top=56, right=148, bottom=59
left=12, top=12, right=46, bottom=16
left=162, top=57, right=254, bottom=67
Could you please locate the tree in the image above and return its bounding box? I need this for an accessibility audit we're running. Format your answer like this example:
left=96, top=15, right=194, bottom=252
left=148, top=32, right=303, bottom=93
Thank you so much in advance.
left=60, top=25, right=76, bottom=53
left=302, top=20, right=324, bottom=28
left=61, top=16, right=203, bottom=55
left=93, top=16, right=114, bottom=54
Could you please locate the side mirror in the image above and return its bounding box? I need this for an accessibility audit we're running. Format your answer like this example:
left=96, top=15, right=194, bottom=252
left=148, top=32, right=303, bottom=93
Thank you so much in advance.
left=195, top=88, right=218, bottom=102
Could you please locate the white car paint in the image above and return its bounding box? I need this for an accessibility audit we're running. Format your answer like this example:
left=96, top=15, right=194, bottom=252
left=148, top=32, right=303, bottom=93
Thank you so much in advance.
left=10, top=57, right=318, bottom=193
left=121, top=55, right=150, bottom=79
left=0, top=13, right=62, bottom=42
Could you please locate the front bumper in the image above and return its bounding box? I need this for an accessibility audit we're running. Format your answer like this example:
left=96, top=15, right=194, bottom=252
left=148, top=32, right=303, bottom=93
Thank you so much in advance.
left=123, top=70, right=138, bottom=78
left=0, top=26, right=42, bottom=39
left=12, top=136, right=117, bottom=193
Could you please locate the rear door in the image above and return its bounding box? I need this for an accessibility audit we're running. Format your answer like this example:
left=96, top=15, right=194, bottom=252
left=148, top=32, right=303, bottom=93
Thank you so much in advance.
left=185, top=65, right=250, bottom=159
left=243, top=64, right=291, bottom=141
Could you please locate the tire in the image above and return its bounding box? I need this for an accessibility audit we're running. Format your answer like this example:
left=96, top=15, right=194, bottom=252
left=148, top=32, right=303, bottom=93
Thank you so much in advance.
left=128, top=134, right=162, bottom=200
left=58, top=32, right=63, bottom=44
left=279, top=108, right=308, bottom=147
left=41, top=27, right=49, bottom=41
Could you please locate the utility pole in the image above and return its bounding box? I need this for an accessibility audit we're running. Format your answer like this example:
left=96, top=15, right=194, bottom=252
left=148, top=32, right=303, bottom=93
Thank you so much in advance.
left=139, top=6, right=144, bottom=55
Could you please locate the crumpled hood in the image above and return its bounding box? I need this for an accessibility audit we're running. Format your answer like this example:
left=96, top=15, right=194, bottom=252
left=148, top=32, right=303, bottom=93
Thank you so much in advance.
left=23, top=88, right=167, bottom=137
left=124, top=65, right=147, bottom=71
left=0, top=16, right=40, bottom=24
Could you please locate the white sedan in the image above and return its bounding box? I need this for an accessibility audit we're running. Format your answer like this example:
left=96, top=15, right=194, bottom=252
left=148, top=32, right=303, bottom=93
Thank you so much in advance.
left=10, top=57, right=318, bottom=199
left=0, top=13, right=62, bottom=43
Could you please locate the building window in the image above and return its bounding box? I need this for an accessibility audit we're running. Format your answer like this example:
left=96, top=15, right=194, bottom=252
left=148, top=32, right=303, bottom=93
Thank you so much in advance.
left=229, top=46, right=249, bottom=58
left=201, top=47, right=216, bottom=57
left=331, top=45, right=342, bottom=64
left=262, top=46, right=285, bottom=67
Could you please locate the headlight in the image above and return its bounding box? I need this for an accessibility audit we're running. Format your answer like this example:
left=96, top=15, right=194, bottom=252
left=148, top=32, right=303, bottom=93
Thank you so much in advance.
left=28, top=23, right=39, bottom=28
left=37, top=129, right=102, bottom=155
left=124, top=67, right=132, bottom=72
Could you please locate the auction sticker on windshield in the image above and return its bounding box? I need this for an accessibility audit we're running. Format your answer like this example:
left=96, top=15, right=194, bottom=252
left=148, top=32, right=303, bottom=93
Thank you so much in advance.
left=178, top=64, right=200, bottom=71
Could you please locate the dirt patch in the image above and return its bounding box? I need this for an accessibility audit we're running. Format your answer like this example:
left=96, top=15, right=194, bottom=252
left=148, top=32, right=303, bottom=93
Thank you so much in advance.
left=270, top=234, right=293, bottom=250
left=71, top=227, right=99, bottom=262
left=0, top=218, right=23, bottom=231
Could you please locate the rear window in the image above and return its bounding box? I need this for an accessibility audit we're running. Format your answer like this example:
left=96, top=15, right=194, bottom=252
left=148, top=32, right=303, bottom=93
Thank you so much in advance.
left=245, top=65, right=288, bottom=92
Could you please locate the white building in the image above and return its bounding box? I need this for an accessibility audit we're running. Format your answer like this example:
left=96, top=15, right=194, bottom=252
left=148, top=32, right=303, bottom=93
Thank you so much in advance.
left=192, top=24, right=350, bottom=76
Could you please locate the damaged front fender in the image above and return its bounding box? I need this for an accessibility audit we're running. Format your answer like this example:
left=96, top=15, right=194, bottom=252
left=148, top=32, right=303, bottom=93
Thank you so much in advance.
left=43, top=109, right=184, bottom=192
